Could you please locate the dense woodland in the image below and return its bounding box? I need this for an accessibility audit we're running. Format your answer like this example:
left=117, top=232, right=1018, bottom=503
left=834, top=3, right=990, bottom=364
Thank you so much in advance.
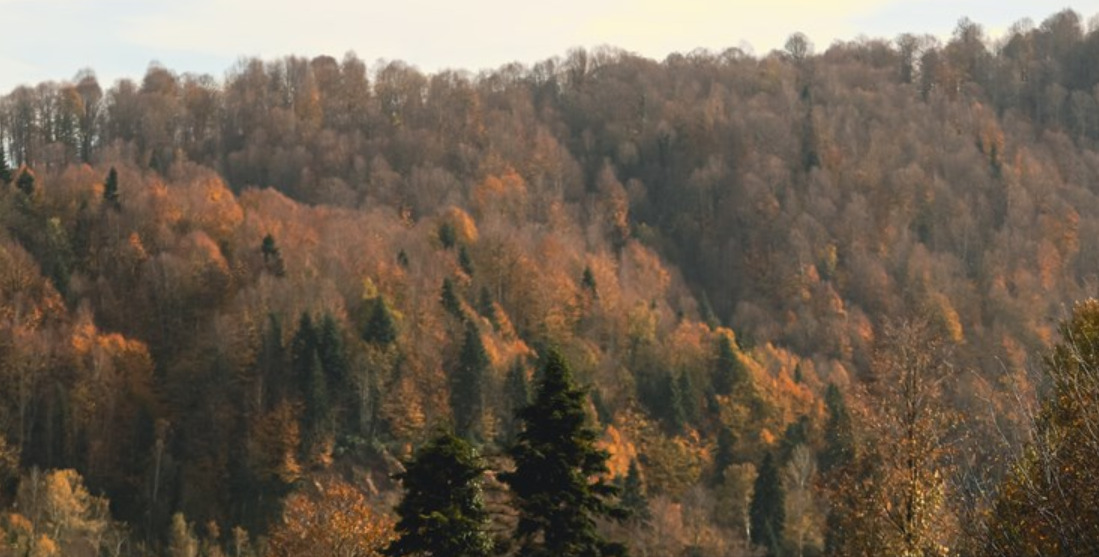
left=4, top=8, right=1099, bottom=556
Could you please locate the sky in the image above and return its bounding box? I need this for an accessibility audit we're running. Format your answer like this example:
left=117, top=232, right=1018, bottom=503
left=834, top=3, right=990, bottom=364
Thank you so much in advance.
left=1, top=0, right=1098, bottom=92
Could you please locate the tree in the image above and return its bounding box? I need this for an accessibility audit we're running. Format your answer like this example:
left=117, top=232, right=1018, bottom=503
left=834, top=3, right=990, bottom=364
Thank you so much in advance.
left=104, top=166, right=121, bottom=209
left=458, top=245, right=474, bottom=277
left=16, top=166, right=34, bottom=196
left=385, top=431, right=493, bottom=557
left=819, top=383, right=854, bottom=475
left=452, top=322, right=488, bottom=438
left=501, top=349, right=627, bottom=556
left=750, top=452, right=785, bottom=555
left=712, top=426, right=737, bottom=486
left=261, top=233, right=285, bottom=276
left=984, top=299, right=1099, bottom=555
left=441, top=277, right=463, bottom=318
left=712, top=334, right=745, bottom=397
left=363, top=297, right=398, bottom=346
left=267, top=479, right=395, bottom=557
left=620, top=459, right=650, bottom=523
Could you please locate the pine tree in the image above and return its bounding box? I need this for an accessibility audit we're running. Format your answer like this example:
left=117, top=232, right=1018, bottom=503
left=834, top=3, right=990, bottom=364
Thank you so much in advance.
left=713, top=426, right=737, bottom=486
left=750, top=452, right=785, bottom=555
left=477, top=286, right=496, bottom=326
left=819, top=383, right=854, bottom=475
left=581, top=265, right=597, bottom=296
left=452, top=322, right=489, bottom=438
left=441, top=277, right=463, bottom=318
left=0, top=149, right=11, bottom=185
left=458, top=245, right=474, bottom=276
left=16, top=167, right=34, bottom=196
left=104, top=166, right=120, bottom=209
left=500, top=361, right=530, bottom=443
left=438, top=222, right=457, bottom=249
left=260, top=234, right=285, bottom=276
left=386, top=431, right=493, bottom=557
left=363, top=297, right=398, bottom=346
left=713, top=334, right=743, bottom=397
left=501, top=349, right=627, bottom=556
left=621, top=459, right=651, bottom=523
left=317, top=314, right=350, bottom=430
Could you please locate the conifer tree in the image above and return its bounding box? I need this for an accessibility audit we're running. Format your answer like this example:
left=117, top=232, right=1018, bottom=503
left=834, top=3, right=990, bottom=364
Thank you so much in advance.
left=386, top=431, right=493, bottom=557
left=260, top=234, right=286, bottom=276
left=452, top=323, right=489, bottom=438
left=819, top=383, right=854, bottom=474
left=500, top=361, right=530, bottom=442
left=750, top=452, right=785, bottom=555
left=104, top=166, right=120, bottom=209
left=621, top=459, right=651, bottom=523
left=713, top=426, right=737, bottom=486
left=713, top=334, right=743, bottom=397
left=438, top=222, right=457, bottom=249
left=16, top=167, right=34, bottom=196
left=441, top=277, right=463, bottom=318
left=317, top=314, right=350, bottom=429
left=458, top=245, right=474, bottom=276
left=477, top=286, right=496, bottom=326
left=501, top=349, right=627, bottom=556
left=363, top=297, right=398, bottom=346
left=581, top=265, right=597, bottom=296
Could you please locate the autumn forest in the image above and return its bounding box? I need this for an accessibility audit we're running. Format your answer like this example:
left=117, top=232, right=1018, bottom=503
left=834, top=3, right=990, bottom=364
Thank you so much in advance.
left=2, top=8, right=1099, bottom=557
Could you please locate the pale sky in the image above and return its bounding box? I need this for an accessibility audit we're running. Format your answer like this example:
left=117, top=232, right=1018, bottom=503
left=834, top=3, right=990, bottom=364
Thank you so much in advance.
left=1, top=0, right=1097, bottom=92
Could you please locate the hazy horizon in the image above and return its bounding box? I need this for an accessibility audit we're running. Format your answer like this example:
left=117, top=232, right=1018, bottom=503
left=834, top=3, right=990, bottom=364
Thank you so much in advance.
left=2, top=0, right=1097, bottom=92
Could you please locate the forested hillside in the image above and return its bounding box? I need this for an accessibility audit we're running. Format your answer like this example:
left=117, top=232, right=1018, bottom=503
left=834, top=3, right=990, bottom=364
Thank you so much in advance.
left=2, top=8, right=1099, bottom=556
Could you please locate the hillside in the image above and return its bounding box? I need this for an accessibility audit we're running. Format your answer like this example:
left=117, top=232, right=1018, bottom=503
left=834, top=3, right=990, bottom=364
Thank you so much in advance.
left=1, top=8, right=1099, bottom=556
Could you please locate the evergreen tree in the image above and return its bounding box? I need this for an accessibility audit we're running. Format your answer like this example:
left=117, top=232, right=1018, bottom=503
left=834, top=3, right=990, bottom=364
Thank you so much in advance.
left=438, top=222, right=457, bottom=249
left=677, top=370, right=699, bottom=427
left=621, top=459, right=650, bottom=523
left=500, top=361, right=530, bottom=443
left=477, top=286, right=496, bottom=326
left=712, top=426, right=737, bottom=486
left=699, top=291, right=718, bottom=329
left=452, top=322, right=489, bottom=438
left=260, top=313, right=288, bottom=405
left=458, top=245, right=474, bottom=276
left=317, top=314, right=350, bottom=429
left=0, top=149, right=11, bottom=185
left=819, top=383, right=854, bottom=475
left=441, top=277, right=463, bottom=318
left=779, top=415, right=810, bottom=464
left=713, top=334, right=744, bottom=397
left=396, top=248, right=410, bottom=268
left=291, top=313, right=330, bottom=446
left=750, top=452, right=786, bottom=555
left=16, top=167, right=34, bottom=196
left=501, top=349, right=627, bottom=557
left=385, top=431, right=493, bottom=557
left=290, top=313, right=317, bottom=392
left=581, top=265, right=597, bottom=296
left=260, top=233, right=285, bottom=276
left=104, top=166, right=121, bottom=209
left=363, top=297, right=398, bottom=346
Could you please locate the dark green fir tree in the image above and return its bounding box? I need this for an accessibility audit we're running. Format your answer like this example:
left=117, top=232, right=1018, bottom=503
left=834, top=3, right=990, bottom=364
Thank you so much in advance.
left=385, top=431, right=493, bottom=557
left=452, top=322, right=489, bottom=438
left=363, top=296, right=398, bottom=346
left=750, top=452, right=785, bottom=555
left=621, top=458, right=651, bottom=523
left=501, top=349, right=627, bottom=556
